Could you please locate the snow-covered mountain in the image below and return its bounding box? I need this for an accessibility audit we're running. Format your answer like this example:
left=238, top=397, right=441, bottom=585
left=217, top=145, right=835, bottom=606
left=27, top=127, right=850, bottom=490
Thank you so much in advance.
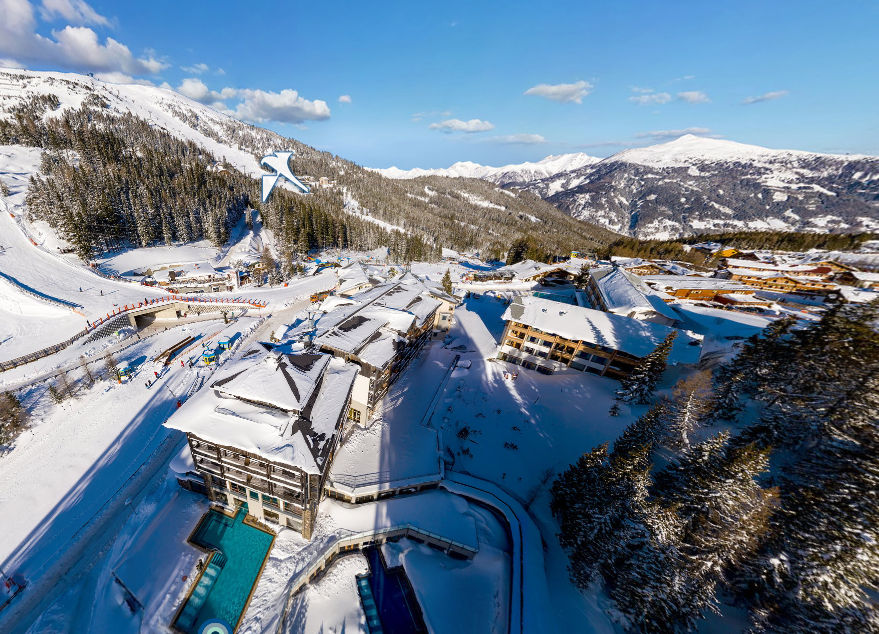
left=379, top=135, right=879, bottom=239
left=0, top=68, right=616, bottom=258
left=375, top=153, right=601, bottom=186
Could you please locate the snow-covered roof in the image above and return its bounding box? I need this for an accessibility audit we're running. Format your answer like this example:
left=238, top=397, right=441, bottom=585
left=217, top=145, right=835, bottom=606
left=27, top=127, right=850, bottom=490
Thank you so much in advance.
left=307, top=282, right=441, bottom=362
left=165, top=351, right=358, bottom=474
left=211, top=347, right=330, bottom=414
left=847, top=271, right=879, bottom=282
left=590, top=267, right=679, bottom=321
left=641, top=275, right=754, bottom=291
left=502, top=296, right=702, bottom=364
left=152, top=260, right=222, bottom=282
left=498, top=259, right=558, bottom=280
left=718, top=293, right=769, bottom=303
left=722, top=259, right=820, bottom=273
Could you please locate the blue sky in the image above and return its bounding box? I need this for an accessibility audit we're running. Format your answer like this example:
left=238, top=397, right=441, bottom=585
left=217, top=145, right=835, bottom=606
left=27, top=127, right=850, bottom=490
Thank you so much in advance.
left=1, top=0, right=877, bottom=168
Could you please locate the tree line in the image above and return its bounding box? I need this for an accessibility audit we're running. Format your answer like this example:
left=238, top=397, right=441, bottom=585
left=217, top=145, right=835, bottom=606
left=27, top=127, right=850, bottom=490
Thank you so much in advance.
left=552, top=300, right=879, bottom=633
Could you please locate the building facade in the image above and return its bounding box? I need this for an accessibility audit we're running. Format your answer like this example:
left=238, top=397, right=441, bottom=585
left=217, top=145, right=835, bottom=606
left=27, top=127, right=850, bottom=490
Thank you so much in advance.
left=497, top=296, right=701, bottom=379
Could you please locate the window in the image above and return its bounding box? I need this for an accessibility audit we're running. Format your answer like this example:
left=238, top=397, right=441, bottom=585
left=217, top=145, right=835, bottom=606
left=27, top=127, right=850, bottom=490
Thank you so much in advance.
left=250, top=490, right=259, bottom=500
left=570, top=361, right=586, bottom=371
left=591, top=355, right=607, bottom=366
left=506, top=340, right=521, bottom=349
left=230, top=482, right=246, bottom=495
left=348, top=408, right=361, bottom=423
left=585, top=366, right=602, bottom=375
left=527, top=335, right=539, bottom=343
left=284, top=501, right=302, bottom=515
left=523, top=346, right=535, bottom=355
left=537, top=338, right=551, bottom=347
left=536, top=365, right=554, bottom=375
left=214, top=493, right=229, bottom=505
left=263, top=510, right=279, bottom=523
left=535, top=350, right=548, bottom=359
left=262, top=494, right=280, bottom=509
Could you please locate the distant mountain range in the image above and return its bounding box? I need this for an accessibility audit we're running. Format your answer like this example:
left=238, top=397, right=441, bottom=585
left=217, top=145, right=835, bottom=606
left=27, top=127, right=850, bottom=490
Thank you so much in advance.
left=376, top=136, right=879, bottom=239
left=376, top=153, right=600, bottom=186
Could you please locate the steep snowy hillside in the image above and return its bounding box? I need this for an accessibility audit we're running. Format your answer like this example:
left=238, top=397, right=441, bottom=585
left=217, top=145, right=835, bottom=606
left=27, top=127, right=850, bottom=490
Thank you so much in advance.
left=0, top=69, right=617, bottom=260
left=375, top=153, right=600, bottom=186
left=378, top=135, right=879, bottom=239
left=523, top=136, right=879, bottom=239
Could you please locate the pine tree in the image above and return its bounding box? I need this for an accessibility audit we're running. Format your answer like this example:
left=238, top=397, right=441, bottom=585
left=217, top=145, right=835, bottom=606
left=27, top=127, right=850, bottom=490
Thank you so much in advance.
left=442, top=268, right=453, bottom=295
left=711, top=317, right=796, bottom=421
left=616, top=332, right=677, bottom=404
left=80, top=356, right=95, bottom=387
left=574, top=264, right=591, bottom=289
left=663, top=371, right=714, bottom=449
left=612, top=401, right=669, bottom=460
left=608, top=400, right=621, bottom=417
left=0, top=391, right=29, bottom=444
left=48, top=384, right=64, bottom=404
left=104, top=352, right=118, bottom=380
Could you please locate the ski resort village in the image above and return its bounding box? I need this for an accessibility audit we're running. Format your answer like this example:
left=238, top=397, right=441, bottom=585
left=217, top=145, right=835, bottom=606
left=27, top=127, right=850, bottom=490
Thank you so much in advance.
left=0, top=66, right=877, bottom=634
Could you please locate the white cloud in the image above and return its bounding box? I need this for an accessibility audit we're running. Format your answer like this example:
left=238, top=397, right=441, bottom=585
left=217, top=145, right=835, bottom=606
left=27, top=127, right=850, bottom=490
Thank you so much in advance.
left=39, top=0, right=108, bottom=26
left=180, top=62, right=209, bottom=74
left=176, top=77, right=237, bottom=112
left=173, top=79, right=332, bottom=124
left=629, top=91, right=672, bottom=105
left=742, top=90, right=789, bottom=105
left=524, top=80, right=592, bottom=104
left=0, top=57, right=24, bottom=68
left=94, top=71, right=153, bottom=85
left=429, top=118, right=494, bottom=133
left=677, top=90, right=710, bottom=104
left=338, top=94, right=351, bottom=104
left=0, top=0, right=167, bottom=76
left=630, top=86, right=655, bottom=94
left=234, top=88, right=331, bottom=123
left=214, top=67, right=225, bottom=76
left=485, top=133, right=547, bottom=145
left=634, top=127, right=720, bottom=141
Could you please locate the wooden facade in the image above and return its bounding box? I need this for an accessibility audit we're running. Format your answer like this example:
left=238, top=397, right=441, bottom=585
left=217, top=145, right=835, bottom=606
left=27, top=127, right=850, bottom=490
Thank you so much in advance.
left=498, top=320, right=640, bottom=379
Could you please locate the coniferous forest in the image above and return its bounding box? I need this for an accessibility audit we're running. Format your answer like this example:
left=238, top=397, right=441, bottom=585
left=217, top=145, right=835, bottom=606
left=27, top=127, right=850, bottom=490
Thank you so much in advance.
left=552, top=300, right=879, bottom=633
left=0, top=88, right=618, bottom=266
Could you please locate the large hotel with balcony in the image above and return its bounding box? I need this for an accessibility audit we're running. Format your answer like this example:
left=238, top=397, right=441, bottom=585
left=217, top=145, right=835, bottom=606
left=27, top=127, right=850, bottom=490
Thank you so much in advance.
left=166, top=342, right=358, bottom=539
left=499, top=296, right=701, bottom=379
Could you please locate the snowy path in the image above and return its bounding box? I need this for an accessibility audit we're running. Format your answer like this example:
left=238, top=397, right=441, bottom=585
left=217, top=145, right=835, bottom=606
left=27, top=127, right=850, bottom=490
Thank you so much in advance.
left=0, top=320, right=240, bottom=633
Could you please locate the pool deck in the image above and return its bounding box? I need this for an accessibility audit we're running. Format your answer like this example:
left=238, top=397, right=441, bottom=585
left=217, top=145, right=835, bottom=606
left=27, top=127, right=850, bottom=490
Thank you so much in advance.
left=172, top=504, right=277, bottom=633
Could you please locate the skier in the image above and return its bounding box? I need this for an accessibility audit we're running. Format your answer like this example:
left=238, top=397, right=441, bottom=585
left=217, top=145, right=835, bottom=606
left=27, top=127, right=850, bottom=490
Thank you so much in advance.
left=181, top=360, right=184, bottom=367
left=100, top=290, right=103, bottom=296
left=79, top=287, right=82, bottom=292
left=154, top=371, right=159, bottom=379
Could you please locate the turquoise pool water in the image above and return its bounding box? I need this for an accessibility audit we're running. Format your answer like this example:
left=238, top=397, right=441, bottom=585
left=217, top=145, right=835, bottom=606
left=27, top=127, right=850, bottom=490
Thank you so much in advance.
left=176, top=504, right=274, bottom=633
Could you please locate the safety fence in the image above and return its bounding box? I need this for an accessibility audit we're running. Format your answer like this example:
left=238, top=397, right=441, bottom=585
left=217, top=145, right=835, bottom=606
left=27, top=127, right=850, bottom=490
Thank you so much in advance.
left=275, top=524, right=477, bottom=633
left=0, top=270, right=84, bottom=313
left=0, top=297, right=266, bottom=373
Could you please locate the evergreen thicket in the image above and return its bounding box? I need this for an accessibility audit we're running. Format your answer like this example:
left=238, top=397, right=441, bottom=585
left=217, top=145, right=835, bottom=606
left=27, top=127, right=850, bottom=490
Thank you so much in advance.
left=0, top=392, right=29, bottom=445
left=553, top=300, right=879, bottom=633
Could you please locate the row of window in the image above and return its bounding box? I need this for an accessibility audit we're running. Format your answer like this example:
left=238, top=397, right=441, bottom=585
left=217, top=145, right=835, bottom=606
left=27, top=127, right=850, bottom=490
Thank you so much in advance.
left=226, top=480, right=303, bottom=515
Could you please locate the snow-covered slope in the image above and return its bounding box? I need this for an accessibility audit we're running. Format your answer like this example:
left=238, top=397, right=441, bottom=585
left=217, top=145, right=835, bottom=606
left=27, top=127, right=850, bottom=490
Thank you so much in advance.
left=528, top=135, right=879, bottom=238
left=0, top=68, right=273, bottom=179
left=374, top=153, right=600, bottom=186
left=381, top=134, right=879, bottom=239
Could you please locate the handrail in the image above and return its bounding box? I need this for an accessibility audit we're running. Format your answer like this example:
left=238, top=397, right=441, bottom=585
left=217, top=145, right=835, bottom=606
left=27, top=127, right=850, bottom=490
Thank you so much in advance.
left=274, top=524, right=478, bottom=633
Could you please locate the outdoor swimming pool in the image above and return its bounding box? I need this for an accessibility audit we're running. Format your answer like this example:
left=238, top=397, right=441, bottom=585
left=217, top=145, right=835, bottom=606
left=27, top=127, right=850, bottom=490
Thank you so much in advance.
left=358, top=546, right=427, bottom=634
left=175, top=504, right=274, bottom=633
